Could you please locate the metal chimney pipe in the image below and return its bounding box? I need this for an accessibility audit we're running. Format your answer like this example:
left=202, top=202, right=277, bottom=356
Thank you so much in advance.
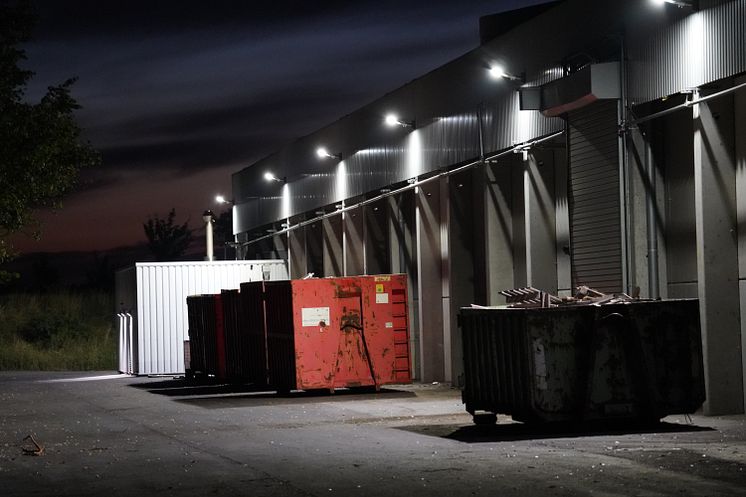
left=202, top=210, right=214, bottom=261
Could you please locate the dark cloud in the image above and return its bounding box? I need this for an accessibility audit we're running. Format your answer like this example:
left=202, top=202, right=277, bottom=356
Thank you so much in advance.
left=99, top=136, right=261, bottom=173
left=84, top=84, right=368, bottom=177
left=29, top=1, right=523, bottom=41
left=30, top=0, right=355, bottom=40
left=15, top=0, right=549, bottom=252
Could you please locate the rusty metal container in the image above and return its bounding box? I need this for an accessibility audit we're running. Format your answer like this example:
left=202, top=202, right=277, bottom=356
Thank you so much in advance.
left=222, top=285, right=268, bottom=385
left=264, top=280, right=297, bottom=392
left=459, top=299, right=705, bottom=424
left=261, top=275, right=411, bottom=392
left=186, top=294, right=227, bottom=379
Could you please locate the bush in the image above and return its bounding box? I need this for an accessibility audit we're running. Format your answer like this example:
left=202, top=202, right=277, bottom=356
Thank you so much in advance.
left=0, top=291, right=116, bottom=370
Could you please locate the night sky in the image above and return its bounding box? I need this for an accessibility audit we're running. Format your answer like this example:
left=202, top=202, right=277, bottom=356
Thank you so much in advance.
left=14, top=0, right=544, bottom=254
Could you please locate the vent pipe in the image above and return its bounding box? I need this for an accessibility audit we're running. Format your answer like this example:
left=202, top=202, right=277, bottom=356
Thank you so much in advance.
left=203, top=210, right=215, bottom=261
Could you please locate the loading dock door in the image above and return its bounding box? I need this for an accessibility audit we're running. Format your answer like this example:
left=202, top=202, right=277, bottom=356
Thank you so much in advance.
left=568, top=100, right=623, bottom=294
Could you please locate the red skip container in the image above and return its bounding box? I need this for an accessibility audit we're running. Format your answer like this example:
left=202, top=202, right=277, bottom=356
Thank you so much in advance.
left=284, top=275, right=411, bottom=391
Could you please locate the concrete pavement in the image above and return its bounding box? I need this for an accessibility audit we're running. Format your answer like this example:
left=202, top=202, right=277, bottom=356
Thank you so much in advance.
left=1, top=372, right=745, bottom=496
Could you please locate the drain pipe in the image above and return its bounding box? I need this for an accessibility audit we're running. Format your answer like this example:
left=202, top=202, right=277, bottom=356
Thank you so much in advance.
left=644, top=139, right=659, bottom=299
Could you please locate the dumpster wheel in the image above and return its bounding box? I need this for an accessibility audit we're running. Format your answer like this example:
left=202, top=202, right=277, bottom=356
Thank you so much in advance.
left=472, top=412, right=497, bottom=425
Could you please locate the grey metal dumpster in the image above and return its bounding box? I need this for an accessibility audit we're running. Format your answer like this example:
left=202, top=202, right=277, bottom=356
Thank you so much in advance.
left=459, top=299, right=705, bottom=424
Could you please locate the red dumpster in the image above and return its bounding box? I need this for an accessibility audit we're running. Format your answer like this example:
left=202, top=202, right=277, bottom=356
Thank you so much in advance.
left=264, top=275, right=411, bottom=392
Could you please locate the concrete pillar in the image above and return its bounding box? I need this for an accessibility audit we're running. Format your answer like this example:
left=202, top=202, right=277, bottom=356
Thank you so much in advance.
left=416, top=178, right=446, bottom=382
left=523, top=151, right=557, bottom=293
left=389, top=193, right=419, bottom=379
left=271, top=233, right=288, bottom=261
left=306, top=221, right=324, bottom=278
left=512, top=156, right=527, bottom=288
left=484, top=160, right=514, bottom=304
left=322, top=214, right=343, bottom=277
left=735, top=75, right=746, bottom=412
left=693, top=91, right=744, bottom=415
left=662, top=111, right=697, bottom=299
left=448, top=169, right=478, bottom=387
left=627, top=128, right=649, bottom=296
left=254, top=238, right=273, bottom=260
left=364, top=200, right=389, bottom=275
left=288, top=226, right=307, bottom=279
left=343, top=207, right=364, bottom=276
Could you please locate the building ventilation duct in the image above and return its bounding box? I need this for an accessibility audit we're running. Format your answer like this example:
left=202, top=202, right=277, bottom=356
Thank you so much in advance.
left=520, top=62, right=620, bottom=117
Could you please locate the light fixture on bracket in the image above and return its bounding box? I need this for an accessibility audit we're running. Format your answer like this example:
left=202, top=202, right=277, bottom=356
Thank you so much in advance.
left=263, top=171, right=286, bottom=183
left=215, top=194, right=233, bottom=205
left=316, top=147, right=341, bottom=160
left=384, top=113, right=415, bottom=129
left=651, top=0, right=697, bottom=9
left=488, top=64, right=525, bottom=83
left=513, top=145, right=531, bottom=161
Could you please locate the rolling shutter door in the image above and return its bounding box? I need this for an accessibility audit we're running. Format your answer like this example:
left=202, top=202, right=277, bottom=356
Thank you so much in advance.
left=568, top=100, right=623, bottom=293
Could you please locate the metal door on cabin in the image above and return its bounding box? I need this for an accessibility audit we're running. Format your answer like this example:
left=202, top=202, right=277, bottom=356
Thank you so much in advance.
left=567, top=100, right=624, bottom=294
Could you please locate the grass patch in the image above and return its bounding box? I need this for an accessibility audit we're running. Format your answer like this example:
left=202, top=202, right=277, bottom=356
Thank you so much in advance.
left=0, top=291, right=116, bottom=370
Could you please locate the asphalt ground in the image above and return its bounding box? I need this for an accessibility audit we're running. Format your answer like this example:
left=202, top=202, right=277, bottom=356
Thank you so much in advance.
left=1, top=371, right=745, bottom=496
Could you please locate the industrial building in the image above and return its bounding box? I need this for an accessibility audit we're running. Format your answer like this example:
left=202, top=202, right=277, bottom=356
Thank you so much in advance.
left=230, top=0, right=746, bottom=415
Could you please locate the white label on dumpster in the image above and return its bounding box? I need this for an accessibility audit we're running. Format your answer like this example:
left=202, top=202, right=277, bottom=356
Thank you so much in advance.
left=376, top=293, right=389, bottom=304
left=532, top=338, right=548, bottom=390
left=301, top=307, right=330, bottom=327
left=385, top=322, right=393, bottom=328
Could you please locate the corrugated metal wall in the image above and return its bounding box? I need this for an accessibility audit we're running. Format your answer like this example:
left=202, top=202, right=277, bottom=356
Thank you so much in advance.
left=568, top=101, right=623, bottom=294
left=234, top=95, right=563, bottom=232
left=130, top=260, right=289, bottom=375
left=628, top=0, right=746, bottom=105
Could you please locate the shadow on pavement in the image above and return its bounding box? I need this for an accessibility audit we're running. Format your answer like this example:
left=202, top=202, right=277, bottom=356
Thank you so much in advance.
left=129, top=378, right=415, bottom=408
left=129, top=379, right=268, bottom=397
left=396, top=419, right=715, bottom=443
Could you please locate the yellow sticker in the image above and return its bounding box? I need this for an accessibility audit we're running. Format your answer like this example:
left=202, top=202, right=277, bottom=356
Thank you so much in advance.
left=375, top=283, right=384, bottom=293
left=374, top=276, right=391, bottom=282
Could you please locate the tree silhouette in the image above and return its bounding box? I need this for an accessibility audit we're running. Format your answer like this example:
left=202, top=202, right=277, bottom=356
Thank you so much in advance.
left=143, top=209, right=192, bottom=261
left=0, top=1, right=100, bottom=283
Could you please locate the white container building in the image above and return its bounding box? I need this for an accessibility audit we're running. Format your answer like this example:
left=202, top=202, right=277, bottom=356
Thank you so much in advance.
left=115, top=260, right=288, bottom=375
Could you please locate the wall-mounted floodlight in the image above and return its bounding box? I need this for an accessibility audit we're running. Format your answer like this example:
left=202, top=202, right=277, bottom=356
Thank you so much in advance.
left=316, top=147, right=341, bottom=160
left=488, top=64, right=524, bottom=83
left=384, top=113, right=415, bottom=129
left=651, top=0, right=696, bottom=8
left=263, top=171, right=285, bottom=183
left=215, top=194, right=233, bottom=205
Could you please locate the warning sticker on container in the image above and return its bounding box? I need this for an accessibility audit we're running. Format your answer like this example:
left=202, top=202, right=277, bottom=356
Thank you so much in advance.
left=375, top=283, right=384, bottom=293
left=385, top=322, right=393, bottom=328
left=376, top=293, right=389, bottom=304
left=374, top=276, right=391, bottom=282
left=301, top=307, right=330, bottom=327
